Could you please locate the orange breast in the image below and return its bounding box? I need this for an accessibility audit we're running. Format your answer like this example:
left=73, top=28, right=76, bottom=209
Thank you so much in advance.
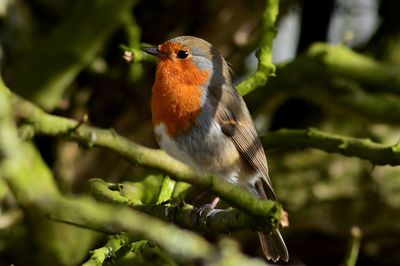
left=151, top=58, right=210, bottom=138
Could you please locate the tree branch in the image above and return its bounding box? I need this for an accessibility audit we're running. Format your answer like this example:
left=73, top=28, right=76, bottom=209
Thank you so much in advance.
left=156, top=176, right=176, bottom=204
left=262, top=128, right=400, bottom=166
left=82, top=234, right=133, bottom=266
left=87, top=178, right=259, bottom=234
left=46, top=197, right=212, bottom=261
left=236, top=0, right=279, bottom=96
left=47, top=197, right=267, bottom=266
left=344, top=226, right=362, bottom=266
left=0, top=80, right=97, bottom=265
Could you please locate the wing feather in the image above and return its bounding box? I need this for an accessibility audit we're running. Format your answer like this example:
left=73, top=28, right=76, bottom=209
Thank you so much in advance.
left=209, top=84, right=276, bottom=199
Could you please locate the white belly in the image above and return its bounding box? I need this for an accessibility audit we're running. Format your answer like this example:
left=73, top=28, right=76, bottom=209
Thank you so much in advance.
left=154, top=123, right=199, bottom=168
left=154, top=121, right=256, bottom=185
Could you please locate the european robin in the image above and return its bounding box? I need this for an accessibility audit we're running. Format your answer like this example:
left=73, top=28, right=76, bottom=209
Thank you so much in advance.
left=143, top=36, right=288, bottom=262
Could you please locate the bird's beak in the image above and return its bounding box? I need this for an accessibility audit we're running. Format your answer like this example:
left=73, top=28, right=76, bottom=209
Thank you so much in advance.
left=142, top=47, right=168, bottom=58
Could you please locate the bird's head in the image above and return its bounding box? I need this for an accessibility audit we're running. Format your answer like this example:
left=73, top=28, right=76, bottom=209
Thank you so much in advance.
left=143, top=36, right=231, bottom=87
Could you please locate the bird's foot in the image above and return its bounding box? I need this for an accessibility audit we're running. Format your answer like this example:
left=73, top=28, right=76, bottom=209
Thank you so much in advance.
left=192, top=197, right=220, bottom=224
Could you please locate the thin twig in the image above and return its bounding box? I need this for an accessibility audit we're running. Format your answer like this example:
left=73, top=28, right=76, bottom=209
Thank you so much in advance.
left=344, top=226, right=362, bottom=266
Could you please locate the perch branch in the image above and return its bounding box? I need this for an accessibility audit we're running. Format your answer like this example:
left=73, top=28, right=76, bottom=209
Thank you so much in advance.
left=47, top=197, right=213, bottom=261
left=13, top=94, right=282, bottom=231
left=2, top=81, right=267, bottom=264
left=48, top=197, right=267, bottom=265
left=87, top=178, right=259, bottom=233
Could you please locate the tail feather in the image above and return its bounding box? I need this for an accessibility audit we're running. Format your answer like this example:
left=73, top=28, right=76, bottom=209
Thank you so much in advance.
left=254, top=179, right=289, bottom=262
left=258, top=229, right=289, bottom=262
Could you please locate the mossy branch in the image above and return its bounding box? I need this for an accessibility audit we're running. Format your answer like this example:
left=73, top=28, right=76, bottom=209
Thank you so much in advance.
left=13, top=94, right=282, bottom=231
left=12, top=89, right=400, bottom=244
left=47, top=197, right=267, bottom=265
left=156, top=176, right=176, bottom=204
left=88, top=178, right=259, bottom=234
left=0, top=80, right=97, bottom=265
left=236, top=0, right=279, bottom=96
left=2, top=81, right=267, bottom=264
left=46, top=197, right=213, bottom=261
left=344, top=226, right=362, bottom=266
left=82, top=234, right=133, bottom=266
left=262, top=128, right=400, bottom=166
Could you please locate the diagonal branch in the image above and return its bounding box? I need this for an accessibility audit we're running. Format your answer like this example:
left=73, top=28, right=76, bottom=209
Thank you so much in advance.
left=0, top=81, right=268, bottom=266
left=13, top=93, right=282, bottom=231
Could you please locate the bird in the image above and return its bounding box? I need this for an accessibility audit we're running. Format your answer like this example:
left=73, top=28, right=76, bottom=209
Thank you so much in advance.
left=142, top=35, right=288, bottom=262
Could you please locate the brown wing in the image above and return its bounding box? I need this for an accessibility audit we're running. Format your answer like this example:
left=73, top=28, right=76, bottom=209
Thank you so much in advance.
left=209, top=84, right=276, bottom=199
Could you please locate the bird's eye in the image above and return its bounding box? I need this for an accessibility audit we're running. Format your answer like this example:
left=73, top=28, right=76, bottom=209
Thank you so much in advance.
left=176, top=50, right=189, bottom=59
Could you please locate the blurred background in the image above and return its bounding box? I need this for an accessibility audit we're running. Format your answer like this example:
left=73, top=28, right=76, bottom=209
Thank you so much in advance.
left=1, top=0, right=400, bottom=265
